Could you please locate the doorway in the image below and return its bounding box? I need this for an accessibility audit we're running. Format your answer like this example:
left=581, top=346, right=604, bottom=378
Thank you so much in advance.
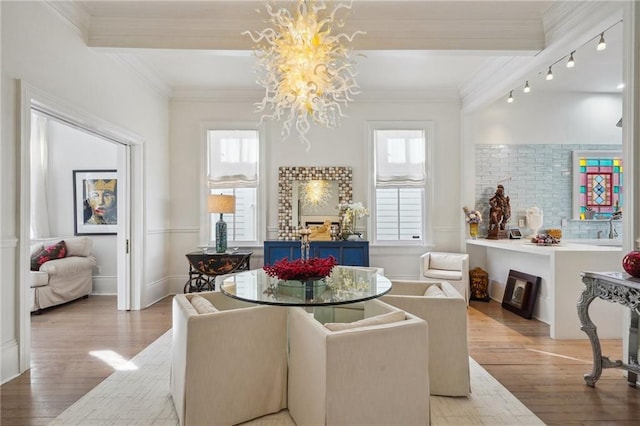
left=18, top=82, right=144, bottom=373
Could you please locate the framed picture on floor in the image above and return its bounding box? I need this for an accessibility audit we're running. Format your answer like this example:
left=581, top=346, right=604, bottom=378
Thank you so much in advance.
left=501, top=269, right=541, bottom=319
left=73, top=169, right=118, bottom=235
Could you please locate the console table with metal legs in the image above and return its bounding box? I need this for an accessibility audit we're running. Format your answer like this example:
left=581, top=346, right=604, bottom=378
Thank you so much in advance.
left=578, top=271, right=640, bottom=387
left=184, top=250, right=252, bottom=293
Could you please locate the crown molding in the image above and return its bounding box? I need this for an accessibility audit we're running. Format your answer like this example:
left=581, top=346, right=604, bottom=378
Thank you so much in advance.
left=170, top=87, right=460, bottom=103
left=44, top=0, right=90, bottom=42
left=171, top=88, right=263, bottom=102
left=106, top=53, right=172, bottom=98
left=461, top=0, right=625, bottom=113
left=356, top=89, right=461, bottom=103
left=544, top=1, right=623, bottom=47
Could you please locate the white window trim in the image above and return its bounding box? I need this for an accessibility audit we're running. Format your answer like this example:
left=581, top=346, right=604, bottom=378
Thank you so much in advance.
left=366, top=121, right=434, bottom=246
left=200, top=121, right=266, bottom=247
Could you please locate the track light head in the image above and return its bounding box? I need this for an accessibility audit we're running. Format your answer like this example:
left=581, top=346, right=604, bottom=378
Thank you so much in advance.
left=597, top=33, right=606, bottom=51
left=507, top=91, right=514, bottom=103
left=546, top=66, right=554, bottom=81
left=567, top=51, right=575, bottom=68
left=523, top=81, right=530, bottom=93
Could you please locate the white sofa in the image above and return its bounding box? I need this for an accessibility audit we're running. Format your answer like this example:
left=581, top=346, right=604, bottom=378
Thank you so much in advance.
left=381, top=280, right=470, bottom=396
left=30, top=236, right=96, bottom=313
left=420, top=251, right=470, bottom=304
left=171, top=292, right=288, bottom=426
left=287, top=299, right=430, bottom=425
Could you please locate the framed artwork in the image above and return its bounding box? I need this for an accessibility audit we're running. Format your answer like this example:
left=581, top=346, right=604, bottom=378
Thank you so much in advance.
left=501, top=269, right=541, bottom=319
left=572, top=150, right=623, bottom=219
left=73, top=170, right=118, bottom=235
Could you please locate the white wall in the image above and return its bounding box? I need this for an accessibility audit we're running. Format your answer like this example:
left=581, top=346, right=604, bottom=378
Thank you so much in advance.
left=46, top=119, right=118, bottom=294
left=1, top=1, right=170, bottom=383
left=466, top=92, right=622, bottom=145
left=168, top=95, right=464, bottom=290
left=461, top=91, right=622, bottom=223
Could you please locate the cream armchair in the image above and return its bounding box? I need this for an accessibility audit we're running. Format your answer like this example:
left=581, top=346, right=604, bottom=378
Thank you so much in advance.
left=381, top=280, right=470, bottom=396
left=171, top=292, right=288, bottom=426
left=420, top=251, right=470, bottom=303
left=287, top=299, right=430, bottom=426
left=30, top=236, right=96, bottom=313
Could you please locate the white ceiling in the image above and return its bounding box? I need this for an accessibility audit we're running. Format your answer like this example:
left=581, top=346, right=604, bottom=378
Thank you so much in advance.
left=69, top=1, right=623, bottom=98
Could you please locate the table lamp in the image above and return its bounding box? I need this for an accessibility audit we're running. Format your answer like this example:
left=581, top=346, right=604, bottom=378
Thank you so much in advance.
left=208, top=194, right=236, bottom=253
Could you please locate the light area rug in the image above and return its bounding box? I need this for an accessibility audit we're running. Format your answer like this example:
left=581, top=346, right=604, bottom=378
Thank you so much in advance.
left=50, top=330, right=544, bottom=426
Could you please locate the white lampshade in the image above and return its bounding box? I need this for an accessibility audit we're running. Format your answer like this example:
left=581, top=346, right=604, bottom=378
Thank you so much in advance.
left=208, top=194, right=236, bottom=214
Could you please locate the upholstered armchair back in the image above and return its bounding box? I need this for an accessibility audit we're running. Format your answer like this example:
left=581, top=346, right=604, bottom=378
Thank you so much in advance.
left=382, top=280, right=470, bottom=396
left=287, top=299, right=430, bottom=425
left=420, top=251, right=470, bottom=303
left=171, top=292, right=288, bottom=426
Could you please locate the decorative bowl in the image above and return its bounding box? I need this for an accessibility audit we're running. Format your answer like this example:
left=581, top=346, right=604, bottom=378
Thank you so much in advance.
left=263, top=256, right=337, bottom=281
left=622, top=251, right=640, bottom=278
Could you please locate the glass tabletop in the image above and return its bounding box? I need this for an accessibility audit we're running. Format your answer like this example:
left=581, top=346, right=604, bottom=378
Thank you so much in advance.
left=220, top=266, right=392, bottom=306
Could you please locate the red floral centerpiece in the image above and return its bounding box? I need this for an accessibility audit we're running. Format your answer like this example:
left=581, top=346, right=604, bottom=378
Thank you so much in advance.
left=263, top=256, right=337, bottom=281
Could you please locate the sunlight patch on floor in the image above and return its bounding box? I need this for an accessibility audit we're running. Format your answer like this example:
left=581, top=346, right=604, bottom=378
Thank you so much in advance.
left=526, top=348, right=590, bottom=363
left=89, top=350, right=138, bottom=370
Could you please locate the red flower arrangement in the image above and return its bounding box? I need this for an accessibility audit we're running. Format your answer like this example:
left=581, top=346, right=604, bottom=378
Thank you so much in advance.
left=263, top=256, right=337, bottom=281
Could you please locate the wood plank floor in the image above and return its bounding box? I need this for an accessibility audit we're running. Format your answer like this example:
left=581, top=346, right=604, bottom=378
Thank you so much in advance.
left=1, top=295, right=638, bottom=425
left=0, top=295, right=173, bottom=426
left=469, top=300, right=640, bottom=425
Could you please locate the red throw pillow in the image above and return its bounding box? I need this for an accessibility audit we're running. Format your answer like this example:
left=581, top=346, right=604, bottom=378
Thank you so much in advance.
left=30, top=240, right=67, bottom=271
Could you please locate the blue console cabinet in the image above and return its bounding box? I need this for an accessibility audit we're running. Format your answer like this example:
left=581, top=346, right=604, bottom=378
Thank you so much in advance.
left=263, top=240, right=369, bottom=267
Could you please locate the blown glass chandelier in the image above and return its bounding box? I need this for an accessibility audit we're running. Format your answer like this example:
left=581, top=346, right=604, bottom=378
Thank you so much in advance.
left=244, top=0, right=363, bottom=149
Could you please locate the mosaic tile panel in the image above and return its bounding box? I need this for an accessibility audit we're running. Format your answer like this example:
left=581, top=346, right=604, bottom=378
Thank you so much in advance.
left=475, top=144, right=623, bottom=239
left=278, top=166, right=353, bottom=240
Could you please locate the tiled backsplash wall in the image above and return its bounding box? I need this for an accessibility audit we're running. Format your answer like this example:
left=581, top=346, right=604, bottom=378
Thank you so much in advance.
left=474, top=144, right=623, bottom=239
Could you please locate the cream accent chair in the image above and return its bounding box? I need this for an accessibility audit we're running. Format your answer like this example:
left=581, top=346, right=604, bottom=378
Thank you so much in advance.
left=171, top=292, right=288, bottom=426
left=420, top=251, right=470, bottom=304
left=288, top=299, right=430, bottom=426
left=30, top=236, right=96, bottom=313
left=381, top=280, right=470, bottom=397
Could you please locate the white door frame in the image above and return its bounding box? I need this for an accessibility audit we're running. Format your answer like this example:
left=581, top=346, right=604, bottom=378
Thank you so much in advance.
left=18, top=81, right=145, bottom=373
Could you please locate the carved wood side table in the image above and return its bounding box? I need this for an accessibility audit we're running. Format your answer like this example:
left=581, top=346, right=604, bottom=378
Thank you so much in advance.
left=184, top=250, right=252, bottom=293
left=578, top=271, right=640, bottom=387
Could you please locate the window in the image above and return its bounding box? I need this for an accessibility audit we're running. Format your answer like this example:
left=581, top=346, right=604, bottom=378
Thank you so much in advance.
left=207, top=129, right=260, bottom=244
left=371, top=125, right=430, bottom=243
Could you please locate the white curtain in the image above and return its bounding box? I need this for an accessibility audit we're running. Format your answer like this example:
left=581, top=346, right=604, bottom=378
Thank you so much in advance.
left=207, top=130, right=258, bottom=188
left=30, top=111, right=52, bottom=239
left=375, top=130, right=426, bottom=187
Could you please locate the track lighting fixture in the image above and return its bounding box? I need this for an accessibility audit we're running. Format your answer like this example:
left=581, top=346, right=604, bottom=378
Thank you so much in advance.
left=504, top=21, right=621, bottom=111
left=546, top=66, right=553, bottom=81
left=566, top=51, right=575, bottom=68
left=597, top=33, right=606, bottom=51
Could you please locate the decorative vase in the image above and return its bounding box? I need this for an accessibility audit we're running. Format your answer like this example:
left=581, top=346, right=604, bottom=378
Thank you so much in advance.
left=469, top=222, right=479, bottom=239
left=622, top=251, right=640, bottom=278
left=526, top=206, right=543, bottom=237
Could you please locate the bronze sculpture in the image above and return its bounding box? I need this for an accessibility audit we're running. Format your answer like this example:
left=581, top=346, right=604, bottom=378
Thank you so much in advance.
left=488, top=184, right=510, bottom=239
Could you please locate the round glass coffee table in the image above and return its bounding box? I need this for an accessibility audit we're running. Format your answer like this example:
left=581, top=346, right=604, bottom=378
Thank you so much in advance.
left=220, top=266, right=392, bottom=306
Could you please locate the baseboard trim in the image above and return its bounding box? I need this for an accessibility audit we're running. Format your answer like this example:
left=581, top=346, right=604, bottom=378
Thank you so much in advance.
left=1, top=339, right=20, bottom=385
left=91, top=276, right=117, bottom=294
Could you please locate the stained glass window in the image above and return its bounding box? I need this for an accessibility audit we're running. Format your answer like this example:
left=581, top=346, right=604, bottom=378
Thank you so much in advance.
left=573, top=152, right=622, bottom=219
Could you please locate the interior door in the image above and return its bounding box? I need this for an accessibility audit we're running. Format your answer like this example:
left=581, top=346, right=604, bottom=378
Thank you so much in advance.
left=117, top=144, right=131, bottom=310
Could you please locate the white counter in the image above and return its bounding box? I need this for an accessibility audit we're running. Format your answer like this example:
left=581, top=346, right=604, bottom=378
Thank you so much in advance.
left=467, top=238, right=624, bottom=339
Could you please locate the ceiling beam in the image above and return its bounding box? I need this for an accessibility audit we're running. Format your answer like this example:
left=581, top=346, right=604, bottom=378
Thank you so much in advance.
left=75, top=1, right=547, bottom=52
